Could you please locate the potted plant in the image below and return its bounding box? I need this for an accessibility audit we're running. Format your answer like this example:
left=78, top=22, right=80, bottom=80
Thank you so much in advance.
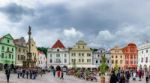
left=99, top=54, right=109, bottom=83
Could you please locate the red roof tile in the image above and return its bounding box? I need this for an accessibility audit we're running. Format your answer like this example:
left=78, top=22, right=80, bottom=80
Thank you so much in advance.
left=52, top=40, right=65, bottom=48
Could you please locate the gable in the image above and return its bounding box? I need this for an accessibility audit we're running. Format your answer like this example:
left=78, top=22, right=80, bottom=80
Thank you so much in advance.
left=0, top=34, right=15, bottom=46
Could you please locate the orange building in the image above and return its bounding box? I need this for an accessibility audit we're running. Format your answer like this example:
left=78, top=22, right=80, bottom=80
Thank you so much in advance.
left=122, top=43, right=138, bottom=69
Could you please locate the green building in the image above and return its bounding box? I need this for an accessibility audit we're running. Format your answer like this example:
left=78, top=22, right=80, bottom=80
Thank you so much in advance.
left=0, top=34, right=16, bottom=66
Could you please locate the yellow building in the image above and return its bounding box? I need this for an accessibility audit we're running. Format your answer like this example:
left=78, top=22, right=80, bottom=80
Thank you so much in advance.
left=110, top=46, right=125, bottom=69
left=27, top=38, right=38, bottom=66
left=69, top=40, right=93, bottom=68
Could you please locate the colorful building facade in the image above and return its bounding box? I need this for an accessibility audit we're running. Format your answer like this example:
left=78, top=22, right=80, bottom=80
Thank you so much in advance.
left=69, top=40, right=93, bottom=68
left=14, top=37, right=28, bottom=66
left=92, top=48, right=105, bottom=67
left=47, top=40, right=69, bottom=68
left=0, top=34, right=16, bottom=66
left=123, top=43, right=138, bottom=69
left=110, top=46, right=125, bottom=69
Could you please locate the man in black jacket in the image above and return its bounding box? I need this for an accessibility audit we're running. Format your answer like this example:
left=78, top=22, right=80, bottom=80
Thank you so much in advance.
left=5, top=67, right=11, bottom=83
left=110, top=71, right=118, bottom=83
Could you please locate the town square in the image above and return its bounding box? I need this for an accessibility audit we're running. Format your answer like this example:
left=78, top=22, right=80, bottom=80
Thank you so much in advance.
left=0, top=0, right=150, bottom=83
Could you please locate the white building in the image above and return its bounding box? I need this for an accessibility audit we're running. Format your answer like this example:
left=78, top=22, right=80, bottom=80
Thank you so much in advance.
left=47, top=40, right=69, bottom=68
left=105, top=51, right=111, bottom=68
left=92, top=48, right=111, bottom=68
left=38, top=51, right=47, bottom=69
left=92, top=48, right=105, bottom=68
left=138, top=42, right=150, bottom=70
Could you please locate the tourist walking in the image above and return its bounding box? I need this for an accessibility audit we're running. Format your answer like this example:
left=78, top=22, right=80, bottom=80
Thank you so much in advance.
left=53, top=69, right=56, bottom=77
left=26, top=69, right=29, bottom=79
left=146, top=73, right=149, bottom=83
left=110, top=71, right=118, bottom=83
left=125, top=71, right=130, bottom=83
left=119, top=72, right=125, bottom=83
left=17, top=68, right=21, bottom=79
left=5, top=67, right=11, bottom=83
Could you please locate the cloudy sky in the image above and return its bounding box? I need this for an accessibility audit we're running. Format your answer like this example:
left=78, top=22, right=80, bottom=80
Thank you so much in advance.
left=0, top=0, right=150, bottom=49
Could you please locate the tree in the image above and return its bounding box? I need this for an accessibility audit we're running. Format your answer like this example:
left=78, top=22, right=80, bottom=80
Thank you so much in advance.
left=99, top=54, right=109, bottom=76
left=99, top=54, right=109, bottom=83
left=114, top=64, right=119, bottom=73
left=37, top=47, right=48, bottom=57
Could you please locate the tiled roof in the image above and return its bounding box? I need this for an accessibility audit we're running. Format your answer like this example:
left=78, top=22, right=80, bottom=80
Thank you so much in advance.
left=52, top=40, right=65, bottom=48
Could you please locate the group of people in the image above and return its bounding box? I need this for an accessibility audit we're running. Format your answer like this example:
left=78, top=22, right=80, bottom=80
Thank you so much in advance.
left=16, top=67, right=40, bottom=79
left=109, top=69, right=150, bottom=83
left=110, top=70, right=131, bottom=83
left=51, top=66, right=64, bottom=79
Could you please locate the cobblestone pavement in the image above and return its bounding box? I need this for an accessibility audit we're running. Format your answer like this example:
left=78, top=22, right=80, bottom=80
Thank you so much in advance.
left=0, top=72, right=146, bottom=83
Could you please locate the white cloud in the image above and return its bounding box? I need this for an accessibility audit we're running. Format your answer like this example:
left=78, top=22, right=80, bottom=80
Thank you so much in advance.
left=97, top=30, right=115, bottom=41
left=63, top=27, right=84, bottom=38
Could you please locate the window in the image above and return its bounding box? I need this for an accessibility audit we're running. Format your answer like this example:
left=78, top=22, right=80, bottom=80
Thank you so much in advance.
left=18, top=48, right=21, bottom=52
left=1, top=53, right=4, bottom=58
left=72, top=59, right=74, bottom=63
left=141, top=58, right=143, bottom=62
left=87, top=59, right=91, bottom=62
left=12, top=48, right=14, bottom=51
left=96, top=60, right=98, bottom=63
left=120, top=60, right=122, bottom=64
left=112, top=56, right=113, bottom=58
left=7, top=40, right=9, bottom=43
left=87, top=53, right=91, bottom=57
left=79, top=53, right=81, bottom=56
left=82, top=59, right=84, bottom=62
left=82, top=53, right=84, bottom=56
left=2, top=46, right=4, bottom=50
left=115, top=60, right=118, bottom=64
left=107, top=60, right=109, bottom=63
left=116, top=56, right=117, bottom=58
left=9, top=54, right=11, bottom=58
left=98, top=55, right=100, bottom=57
left=56, top=54, right=60, bottom=57
left=120, top=56, right=122, bottom=58
left=146, top=57, right=148, bottom=63
left=79, top=59, right=81, bottom=62
left=146, top=50, right=148, bottom=53
left=57, top=49, right=59, bottom=52
left=126, top=60, right=128, bottom=64
left=50, top=54, right=52, bottom=57
left=83, top=46, right=84, bottom=49
left=142, top=51, right=143, bottom=54
left=50, top=59, right=52, bottom=63
left=7, top=47, right=9, bottom=51
left=64, top=59, right=67, bottom=63
left=112, top=60, right=114, bottom=64
left=64, top=54, right=66, bottom=57
left=56, top=59, right=61, bottom=63
left=131, top=61, right=133, bottom=64
left=131, top=55, right=133, bottom=59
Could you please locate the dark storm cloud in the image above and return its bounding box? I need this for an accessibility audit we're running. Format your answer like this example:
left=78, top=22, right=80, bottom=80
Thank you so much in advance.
left=25, top=2, right=119, bottom=33
left=0, top=3, right=34, bottom=22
